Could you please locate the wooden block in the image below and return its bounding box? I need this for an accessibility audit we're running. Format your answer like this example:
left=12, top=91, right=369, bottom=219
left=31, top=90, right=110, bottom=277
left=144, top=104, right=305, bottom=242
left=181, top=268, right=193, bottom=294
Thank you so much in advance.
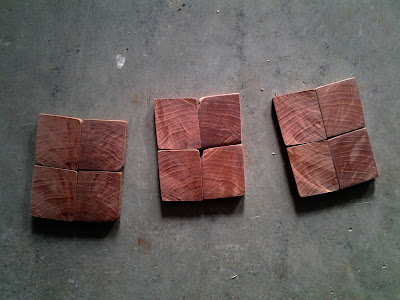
left=287, top=140, right=339, bottom=197
left=316, top=78, right=365, bottom=137
left=154, top=98, right=201, bottom=150
left=31, top=165, right=77, bottom=221
left=328, top=128, right=378, bottom=189
left=198, top=93, right=242, bottom=149
left=35, top=113, right=82, bottom=170
left=79, top=119, right=127, bottom=171
left=75, top=171, right=122, bottom=222
left=157, top=150, right=202, bottom=201
left=201, top=144, right=245, bottom=199
left=273, top=90, right=327, bottom=146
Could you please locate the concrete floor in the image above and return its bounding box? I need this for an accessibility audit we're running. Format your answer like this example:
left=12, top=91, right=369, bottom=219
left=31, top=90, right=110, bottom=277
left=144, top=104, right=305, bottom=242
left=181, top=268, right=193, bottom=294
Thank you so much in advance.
left=1, top=0, right=399, bottom=299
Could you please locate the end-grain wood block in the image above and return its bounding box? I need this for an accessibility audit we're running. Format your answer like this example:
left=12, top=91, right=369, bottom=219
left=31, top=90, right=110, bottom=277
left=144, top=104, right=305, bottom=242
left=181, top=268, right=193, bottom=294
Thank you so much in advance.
left=154, top=98, right=201, bottom=150
left=74, top=171, right=122, bottom=222
left=157, top=150, right=202, bottom=201
left=273, top=90, right=327, bottom=146
left=79, top=119, right=127, bottom=171
left=287, top=140, right=339, bottom=197
left=316, top=77, right=365, bottom=138
left=35, top=113, right=82, bottom=170
left=328, top=128, right=378, bottom=189
left=201, top=144, right=245, bottom=199
left=31, top=165, right=77, bottom=221
left=198, top=93, right=242, bottom=149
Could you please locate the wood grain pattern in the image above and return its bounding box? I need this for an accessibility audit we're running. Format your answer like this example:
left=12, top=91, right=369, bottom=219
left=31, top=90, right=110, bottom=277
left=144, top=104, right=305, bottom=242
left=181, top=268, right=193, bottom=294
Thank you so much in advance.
left=154, top=98, right=201, bottom=150
left=79, top=119, right=127, bottom=171
left=157, top=150, right=202, bottom=201
left=201, top=144, right=245, bottom=200
left=328, top=128, right=378, bottom=189
left=287, top=140, right=339, bottom=197
left=273, top=90, right=327, bottom=146
left=74, top=171, right=122, bottom=222
left=31, top=165, right=77, bottom=221
left=198, top=93, right=242, bottom=149
left=316, top=77, right=365, bottom=138
left=35, top=113, right=82, bottom=170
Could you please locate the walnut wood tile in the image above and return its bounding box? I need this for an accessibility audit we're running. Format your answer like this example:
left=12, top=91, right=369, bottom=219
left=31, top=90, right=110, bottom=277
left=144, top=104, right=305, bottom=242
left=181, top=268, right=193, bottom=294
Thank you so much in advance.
left=157, top=150, right=202, bottom=201
left=31, top=165, right=77, bottom=221
left=154, top=98, right=201, bottom=150
left=201, top=144, right=245, bottom=200
left=35, top=113, right=82, bottom=170
left=79, top=119, right=127, bottom=171
left=316, top=77, right=365, bottom=137
left=328, top=128, right=378, bottom=189
left=273, top=90, right=327, bottom=146
left=198, top=93, right=242, bottom=149
left=287, top=140, right=339, bottom=197
left=75, top=171, right=122, bottom=222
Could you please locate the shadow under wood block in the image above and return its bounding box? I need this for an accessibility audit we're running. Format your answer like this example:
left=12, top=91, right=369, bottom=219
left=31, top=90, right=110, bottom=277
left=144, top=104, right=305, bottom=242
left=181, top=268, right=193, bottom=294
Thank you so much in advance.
left=154, top=98, right=201, bottom=150
left=198, top=93, right=242, bottom=149
left=31, top=165, right=77, bottom=221
left=75, top=171, right=122, bottom=222
left=35, top=114, right=82, bottom=170
left=158, top=150, right=202, bottom=201
left=287, top=141, right=339, bottom=197
left=79, top=119, right=127, bottom=171
left=328, top=128, right=378, bottom=189
left=273, top=90, right=326, bottom=146
left=201, top=144, right=245, bottom=200
left=316, top=78, right=365, bottom=138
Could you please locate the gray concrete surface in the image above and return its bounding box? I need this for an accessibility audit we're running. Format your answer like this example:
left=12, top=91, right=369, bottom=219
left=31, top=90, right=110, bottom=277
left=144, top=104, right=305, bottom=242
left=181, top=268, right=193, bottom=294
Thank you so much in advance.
left=1, top=0, right=400, bottom=299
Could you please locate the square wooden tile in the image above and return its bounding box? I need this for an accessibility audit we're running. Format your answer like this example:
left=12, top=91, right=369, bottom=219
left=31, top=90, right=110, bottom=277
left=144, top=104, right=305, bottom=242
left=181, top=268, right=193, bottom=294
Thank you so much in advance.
left=74, top=171, right=122, bottom=222
left=157, top=150, right=202, bottom=201
left=198, top=93, right=242, bottom=149
left=79, top=119, right=127, bottom=171
left=287, top=140, right=339, bottom=197
left=201, top=144, right=245, bottom=199
left=273, top=90, right=327, bottom=146
left=316, top=77, right=365, bottom=138
left=328, top=128, right=378, bottom=189
left=154, top=98, right=201, bottom=150
left=31, top=165, right=77, bottom=221
left=35, top=113, right=82, bottom=170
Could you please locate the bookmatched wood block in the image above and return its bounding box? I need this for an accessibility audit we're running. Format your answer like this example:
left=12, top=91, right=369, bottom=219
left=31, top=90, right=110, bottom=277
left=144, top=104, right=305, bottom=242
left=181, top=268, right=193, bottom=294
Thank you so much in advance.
left=35, top=113, right=82, bottom=170
left=31, top=165, right=77, bottom=221
left=75, top=171, right=122, bottom=222
left=273, top=90, right=327, bottom=146
left=79, top=119, right=127, bottom=171
left=201, top=144, right=245, bottom=200
left=154, top=98, right=201, bottom=150
left=198, top=93, right=242, bottom=149
left=328, top=128, right=378, bottom=189
left=287, top=140, right=339, bottom=197
left=157, top=150, right=202, bottom=201
left=316, top=78, right=365, bottom=137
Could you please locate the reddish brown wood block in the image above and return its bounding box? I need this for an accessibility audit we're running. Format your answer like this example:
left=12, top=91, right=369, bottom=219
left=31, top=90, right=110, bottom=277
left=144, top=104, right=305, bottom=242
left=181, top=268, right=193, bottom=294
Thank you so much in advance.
left=198, top=93, right=242, bottom=149
left=287, top=140, right=339, bottom=197
left=74, top=171, right=122, bottom=222
left=31, top=165, right=77, bottom=221
left=158, top=150, right=202, bottom=201
left=316, top=78, right=365, bottom=137
left=79, top=119, right=127, bottom=171
left=154, top=98, right=201, bottom=150
left=328, top=128, right=378, bottom=189
left=201, top=144, right=245, bottom=199
left=273, top=90, right=327, bottom=146
left=35, top=113, right=82, bottom=170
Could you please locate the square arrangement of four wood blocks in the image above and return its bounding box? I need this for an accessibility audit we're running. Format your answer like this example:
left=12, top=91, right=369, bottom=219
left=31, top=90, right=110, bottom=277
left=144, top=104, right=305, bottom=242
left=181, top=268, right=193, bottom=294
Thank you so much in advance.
left=154, top=94, right=246, bottom=201
left=273, top=78, right=378, bottom=197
